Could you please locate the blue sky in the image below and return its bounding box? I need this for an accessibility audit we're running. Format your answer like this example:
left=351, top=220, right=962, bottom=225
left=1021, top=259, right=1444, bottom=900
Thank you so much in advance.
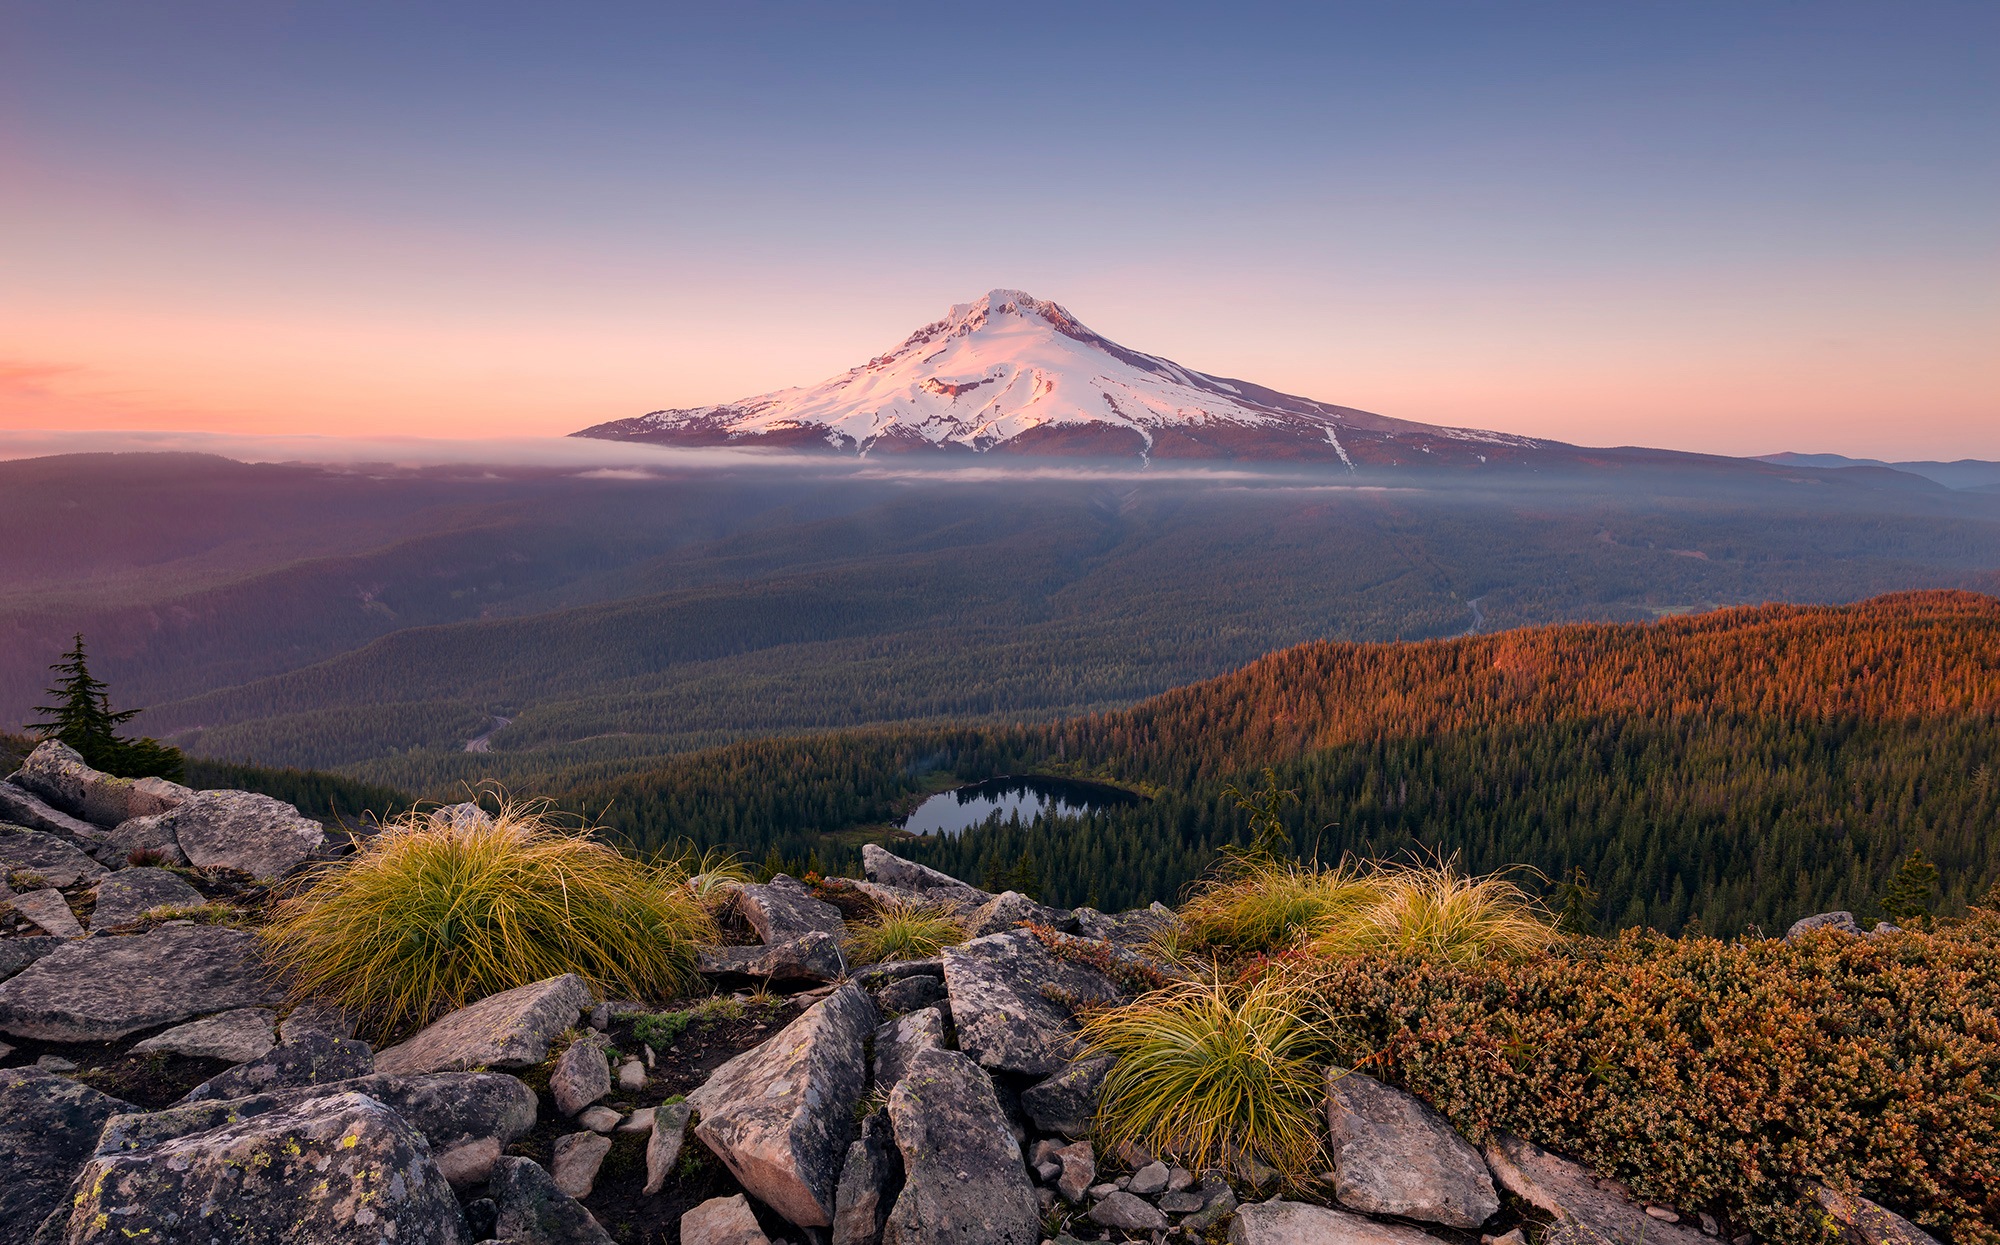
left=2, top=1, right=1993, bottom=455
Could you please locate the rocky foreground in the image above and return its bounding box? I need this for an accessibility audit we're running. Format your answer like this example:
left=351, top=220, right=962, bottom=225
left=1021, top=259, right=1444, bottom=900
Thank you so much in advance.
left=0, top=742, right=1942, bottom=1245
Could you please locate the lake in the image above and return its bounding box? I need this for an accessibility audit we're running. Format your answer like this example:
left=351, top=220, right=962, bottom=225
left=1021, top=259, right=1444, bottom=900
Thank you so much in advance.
left=900, top=774, right=1140, bottom=837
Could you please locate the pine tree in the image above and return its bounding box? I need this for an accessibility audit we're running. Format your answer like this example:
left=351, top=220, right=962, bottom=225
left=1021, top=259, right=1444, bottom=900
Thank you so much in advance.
left=1881, top=850, right=1940, bottom=926
left=1553, top=867, right=1600, bottom=936
left=29, top=634, right=183, bottom=781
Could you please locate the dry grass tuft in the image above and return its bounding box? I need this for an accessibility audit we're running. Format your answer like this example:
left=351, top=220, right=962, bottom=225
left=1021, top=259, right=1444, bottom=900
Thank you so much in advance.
left=1308, top=863, right=1555, bottom=964
left=843, top=899, right=967, bottom=965
left=1177, top=858, right=1380, bottom=955
left=261, top=803, right=716, bottom=1041
left=1081, top=969, right=1336, bottom=1178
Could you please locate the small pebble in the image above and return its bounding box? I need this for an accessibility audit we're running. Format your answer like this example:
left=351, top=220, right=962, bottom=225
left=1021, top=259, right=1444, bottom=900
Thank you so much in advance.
left=618, top=1106, right=656, bottom=1134
left=1035, top=1160, right=1062, bottom=1184
left=1647, top=1207, right=1681, bottom=1223
left=577, top=1105, right=622, bottom=1133
left=617, top=1060, right=645, bottom=1092
left=1700, top=1214, right=1720, bottom=1237
left=1088, top=1182, right=1119, bottom=1198
left=1166, top=1166, right=1195, bottom=1192
left=35, top=1055, right=78, bottom=1072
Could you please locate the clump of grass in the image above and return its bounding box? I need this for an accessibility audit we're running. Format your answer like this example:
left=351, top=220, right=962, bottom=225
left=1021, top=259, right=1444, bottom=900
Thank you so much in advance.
left=126, top=847, right=168, bottom=868
left=1177, top=858, right=1382, bottom=955
left=7, top=869, right=51, bottom=891
left=843, top=900, right=967, bottom=965
left=664, top=844, right=754, bottom=911
left=1308, top=863, right=1555, bottom=964
left=1081, top=970, right=1336, bottom=1178
left=262, top=803, right=716, bottom=1042
left=134, top=901, right=241, bottom=927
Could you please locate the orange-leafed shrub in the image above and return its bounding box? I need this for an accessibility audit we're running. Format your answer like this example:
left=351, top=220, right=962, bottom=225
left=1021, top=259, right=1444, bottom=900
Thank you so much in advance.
left=1302, top=908, right=2000, bottom=1242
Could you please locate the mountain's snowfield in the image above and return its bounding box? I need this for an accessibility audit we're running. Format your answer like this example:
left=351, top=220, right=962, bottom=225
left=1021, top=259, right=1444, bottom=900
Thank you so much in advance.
left=573, top=290, right=1557, bottom=464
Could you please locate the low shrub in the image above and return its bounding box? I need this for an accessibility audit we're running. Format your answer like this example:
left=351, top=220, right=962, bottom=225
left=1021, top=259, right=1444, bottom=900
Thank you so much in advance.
left=1299, top=911, right=2000, bottom=1242
left=262, top=804, right=716, bottom=1041
left=844, top=900, right=966, bottom=965
left=1080, top=969, right=1336, bottom=1178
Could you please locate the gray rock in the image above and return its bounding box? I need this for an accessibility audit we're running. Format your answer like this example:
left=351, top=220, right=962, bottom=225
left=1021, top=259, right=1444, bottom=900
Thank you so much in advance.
left=89, top=813, right=188, bottom=869
left=64, top=1090, right=469, bottom=1244
left=687, top=982, right=876, bottom=1228
left=375, top=974, right=592, bottom=1075
left=552, top=1130, right=613, bottom=1199
left=831, top=1113, right=900, bottom=1245
left=1228, top=1197, right=1448, bottom=1243
left=432, top=802, right=496, bottom=829
left=1483, top=1133, right=1710, bottom=1244
left=873, top=1004, right=949, bottom=1092
left=682, top=1193, right=771, bottom=1245
left=0, top=937, right=60, bottom=984
left=0, top=1068, right=133, bottom=1245
left=177, top=1028, right=375, bottom=1103
left=1089, top=1190, right=1170, bottom=1232
left=1326, top=1070, right=1498, bottom=1228
left=942, top=930, right=1122, bottom=1076
left=860, top=845, right=990, bottom=910
left=1054, top=1140, right=1096, bottom=1203
left=965, top=890, right=1068, bottom=937
left=619, top=1105, right=655, bottom=1133
left=155, top=789, right=326, bottom=880
left=279, top=999, right=357, bottom=1041
left=1182, top=1177, right=1238, bottom=1231
left=643, top=1100, right=691, bottom=1195
left=617, top=1058, right=645, bottom=1092
left=874, top=973, right=947, bottom=1013
left=854, top=957, right=944, bottom=985
left=551, top=1035, right=611, bottom=1116
left=1127, top=1159, right=1170, bottom=1196
left=698, top=931, right=847, bottom=983
left=577, top=1105, right=621, bottom=1133
left=1168, top=1165, right=1196, bottom=1191
left=487, top=1155, right=614, bottom=1245
left=131, top=1007, right=278, bottom=1062
left=1810, top=1184, right=1943, bottom=1245
left=1158, top=1189, right=1205, bottom=1213
left=10, top=742, right=191, bottom=828
left=1786, top=911, right=1863, bottom=940
left=0, top=826, right=106, bottom=888
left=87, top=866, right=203, bottom=928
left=9, top=888, right=82, bottom=938
left=98, top=1070, right=537, bottom=1186
left=1020, top=1053, right=1115, bottom=1137
left=1069, top=904, right=1176, bottom=947
left=882, top=1047, right=1041, bottom=1245
left=0, top=923, right=282, bottom=1041
left=0, top=780, right=103, bottom=840
left=36, top=1053, right=77, bottom=1071
left=737, top=874, right=846, bottom=943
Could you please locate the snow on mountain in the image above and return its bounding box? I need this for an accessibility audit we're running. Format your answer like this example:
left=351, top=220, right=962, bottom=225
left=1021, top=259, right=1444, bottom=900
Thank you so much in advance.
left=572, top=289, right=1556, bottom=465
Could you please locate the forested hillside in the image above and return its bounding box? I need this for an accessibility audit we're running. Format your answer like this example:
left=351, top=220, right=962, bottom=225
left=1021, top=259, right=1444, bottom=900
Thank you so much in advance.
left=561, top=592, right=2000, bottom=937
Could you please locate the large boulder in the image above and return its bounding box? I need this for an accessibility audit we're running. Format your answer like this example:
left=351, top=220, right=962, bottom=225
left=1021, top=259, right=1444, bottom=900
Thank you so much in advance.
left=698, top=931, right=846, bottom=983
left=1787, top=911, right=1864, bottom=940
left=861, top=844, right=989, bottom=909
left=64, top=1090, right=469, bottom=1244
left=941, top=930, right=1122, bottom=1076
left=873, top=1004, right=949, bottom=1092
left=153, top=790, right=326, bottom=880
left=686, top=982, right=876, bottom=1229
left=964, top=890, right=1069, bottom=937
left=881, top=1047, right=1041, bottom=1245
left=0, top=781, right=103, bottom=840
left=682, top=1194, right=771, bottom=1245
left=0, top=936, right=62, bottom=984
left=374, top=974, right=592, bottom=1075
left=487, top=1155, right=613, bottom=1245
left=0, top=1068, right=133, bottom=1245
left=9, top=741, right=191, bottom=828
left=89, top=813, right=188, bottom=868
left=1325, top=1070, right=1498, bottom=1228
left=0, top=826, right=106, bottom=888
left=177, top=1028, right=376, bottom=1103
left=1483, top=1133, right=1709, bottom=1245
left=87, top=866, right=203, bottom=928
left=735, top=874, right=845, bottom=942
left=1811, top=1184, right=1944, bottom=1245
left=1024, top=1056, right=1120, bottom=1144
left=0, top=923, right=282, bottom=1041
left=831, top=1112, right=900, bottom=1245
left=131, top=1007, right=278, bottom=1063
left=1228, top=1198, right=1448, bottom=1243
left=10, top=888, right=83, bottom=938
left=99, top=1071, right=538, bottom=1188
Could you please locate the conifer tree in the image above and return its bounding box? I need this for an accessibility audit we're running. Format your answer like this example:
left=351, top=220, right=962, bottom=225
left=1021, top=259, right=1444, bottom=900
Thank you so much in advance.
left=1553, top=867, right=1600, bottom=936
left=1881, top=850, right=1940, bottom=926
left=29, top=634, right=184, bottom=781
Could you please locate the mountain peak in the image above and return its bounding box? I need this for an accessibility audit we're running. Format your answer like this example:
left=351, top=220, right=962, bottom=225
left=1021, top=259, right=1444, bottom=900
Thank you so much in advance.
left=573, top=290, right=1554, bottom=466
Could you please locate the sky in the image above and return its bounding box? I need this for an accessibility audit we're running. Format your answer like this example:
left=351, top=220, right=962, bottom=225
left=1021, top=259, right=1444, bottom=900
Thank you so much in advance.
left=1, top=1, right=1994, bottom=459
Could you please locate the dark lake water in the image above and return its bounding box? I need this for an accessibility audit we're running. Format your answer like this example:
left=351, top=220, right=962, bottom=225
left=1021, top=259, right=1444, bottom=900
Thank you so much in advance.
left=900, top=775, right=1139, bottom=837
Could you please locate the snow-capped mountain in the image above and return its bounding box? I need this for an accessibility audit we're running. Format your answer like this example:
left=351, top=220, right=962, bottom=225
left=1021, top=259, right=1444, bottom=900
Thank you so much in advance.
left=572, top=289, right=1557, bottom=465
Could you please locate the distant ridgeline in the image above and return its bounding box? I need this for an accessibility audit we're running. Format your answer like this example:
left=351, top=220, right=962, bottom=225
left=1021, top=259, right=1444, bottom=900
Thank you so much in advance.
left=568, top=591, right=2000, bottom=938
